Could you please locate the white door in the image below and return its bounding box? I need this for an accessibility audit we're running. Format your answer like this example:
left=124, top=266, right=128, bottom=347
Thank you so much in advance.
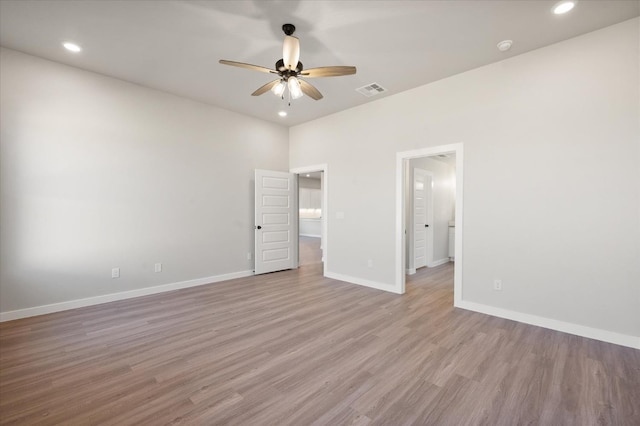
left=414, top=168, right=433, bottom=269
left=255, top=169, right=297, bottom=274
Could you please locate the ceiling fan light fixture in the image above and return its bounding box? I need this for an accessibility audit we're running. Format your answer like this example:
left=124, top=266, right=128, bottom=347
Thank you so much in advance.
left=219, top=23, right=355, bottom=103
left=288, top=77, right=303, bottom=99
left=271, top=79, right=286, bottom=96
left=282, top=35, right=300, bottom=70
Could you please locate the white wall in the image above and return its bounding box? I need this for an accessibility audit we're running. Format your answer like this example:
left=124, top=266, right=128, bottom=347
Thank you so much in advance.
left=298, top=176, right=321, bottom=190
left=0, top=48, right=289, bottom=314
left=406, top=157, right=455, bottom=270
left=290, top=19, right=640, bottom=340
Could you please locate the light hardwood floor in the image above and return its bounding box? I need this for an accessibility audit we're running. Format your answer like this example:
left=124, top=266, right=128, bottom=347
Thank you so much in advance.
left=299, top=236, right=322, bottom=266
left=1, top=262, right=638, bottom=425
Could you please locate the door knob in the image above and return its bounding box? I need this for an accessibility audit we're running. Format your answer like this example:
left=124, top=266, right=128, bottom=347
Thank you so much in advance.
left=425, top=224, right=429, bottom=228
left=256, top=225, right=262, bottom=230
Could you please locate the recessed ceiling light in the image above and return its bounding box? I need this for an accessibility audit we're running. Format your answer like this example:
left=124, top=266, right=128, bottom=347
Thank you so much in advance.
left=278, top=111, right=287, bottom=117
left=497, top=40, right=513, bottom=52
left=306, top=174, right=310, bottom=177
left=552, top=1, right=576, bottom=15
left=63, top=42, right=82, bottom=53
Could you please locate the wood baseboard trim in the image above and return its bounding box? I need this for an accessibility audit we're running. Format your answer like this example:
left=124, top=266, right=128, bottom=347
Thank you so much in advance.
left=0, top=270, right=254, bottom=322
left=299, top=233, right=321, bottom=238
left=456, top=300, right=640, bottom=350
left=325, top=271, right=401, bottom=294
left=406, top=268, right=416, bottom=275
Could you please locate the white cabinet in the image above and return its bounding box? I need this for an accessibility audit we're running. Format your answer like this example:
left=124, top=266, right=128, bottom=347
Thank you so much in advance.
left=299, top=187, right=322, bottom=236
left=310, top=188, right=321, bottom=210
left=300, top=218, right=321, bottom=237
left=300, top=188, right=310, bottom=210
left=299, top=188, right=321, bottom=217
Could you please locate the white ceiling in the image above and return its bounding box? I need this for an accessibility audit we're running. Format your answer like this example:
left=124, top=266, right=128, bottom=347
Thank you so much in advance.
left=1, top=1, right=638, bottom=126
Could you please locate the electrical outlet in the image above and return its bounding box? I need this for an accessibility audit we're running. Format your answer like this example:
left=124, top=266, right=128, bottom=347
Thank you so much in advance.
left=154, top=263, right=162, bottom=273
left=111, top=267, right=120, bottom=279
left=247, top=252, right=252, bottom=260
left=367, top=259, right=373, bottom=268
left=494, top=279, right=502, bottom=291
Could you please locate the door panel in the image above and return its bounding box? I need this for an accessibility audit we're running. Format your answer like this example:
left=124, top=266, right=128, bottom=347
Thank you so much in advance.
left=414, top=168, right=432, bottom=269
left=263, top=230, right=290, bottom=243
left=262, top=195, right=289, bottom=207
left=255, top=170, right=297, bottom=274
left=262, top=213, right=289, bottom=225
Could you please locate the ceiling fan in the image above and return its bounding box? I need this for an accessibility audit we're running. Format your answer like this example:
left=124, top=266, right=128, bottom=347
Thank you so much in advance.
left=219, top=24, right=356, bottom=103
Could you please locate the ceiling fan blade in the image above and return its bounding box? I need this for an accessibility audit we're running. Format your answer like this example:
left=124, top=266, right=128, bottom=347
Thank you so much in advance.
left=299, top=80, right=323, bottom=100
left=219, top=60, right=276, bottom=74
left=251, top=79, right=282, bottom=96
left=282, top=36, right=300, bottom=70
left=300, top=66, right=357, bottom=78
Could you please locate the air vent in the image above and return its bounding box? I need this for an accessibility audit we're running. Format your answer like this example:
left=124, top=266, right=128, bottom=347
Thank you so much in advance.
left=356, top=83, right=387, bottom=97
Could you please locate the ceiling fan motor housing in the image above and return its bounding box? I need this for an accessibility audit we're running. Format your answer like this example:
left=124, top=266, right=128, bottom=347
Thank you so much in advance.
left=276, top=59, right=303, bottom=78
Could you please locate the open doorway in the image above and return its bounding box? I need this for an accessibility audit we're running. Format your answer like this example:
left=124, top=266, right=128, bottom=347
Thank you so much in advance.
left=298, top=171, right=323, bottom=266
left=406, top=156, right=456, bottom=274
left=395, top=144, right=463, bottom=304
left=291, top=164, right=328, bottom=276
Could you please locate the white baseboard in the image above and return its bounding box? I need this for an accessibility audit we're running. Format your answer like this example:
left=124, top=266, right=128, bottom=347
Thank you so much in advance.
left=428, top=258, right=450, bottom=268
left=406, top=259, right=448, bottom=275
left=299, top=233, right=321, bottom=238
left=456, top=300, right=640, bottom=350
left=325, top=271, right=401, bottom=294
left=0, top=270, right=254, bottom=322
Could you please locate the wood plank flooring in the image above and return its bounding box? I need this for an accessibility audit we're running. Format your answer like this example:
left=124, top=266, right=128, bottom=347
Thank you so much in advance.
left=1, top=262, right=639, bottom=425
left=298, top=236, right=322, bottom=266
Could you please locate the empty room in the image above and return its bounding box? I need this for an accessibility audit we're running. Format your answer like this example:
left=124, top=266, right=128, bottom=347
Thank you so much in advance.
left=0, top=1, right=638, bottom=425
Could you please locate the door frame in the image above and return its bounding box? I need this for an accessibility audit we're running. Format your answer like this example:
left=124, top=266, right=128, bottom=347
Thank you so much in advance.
left=290, top=163, right=328, bottom=276
left=395, top=143, right=463, bottom=307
